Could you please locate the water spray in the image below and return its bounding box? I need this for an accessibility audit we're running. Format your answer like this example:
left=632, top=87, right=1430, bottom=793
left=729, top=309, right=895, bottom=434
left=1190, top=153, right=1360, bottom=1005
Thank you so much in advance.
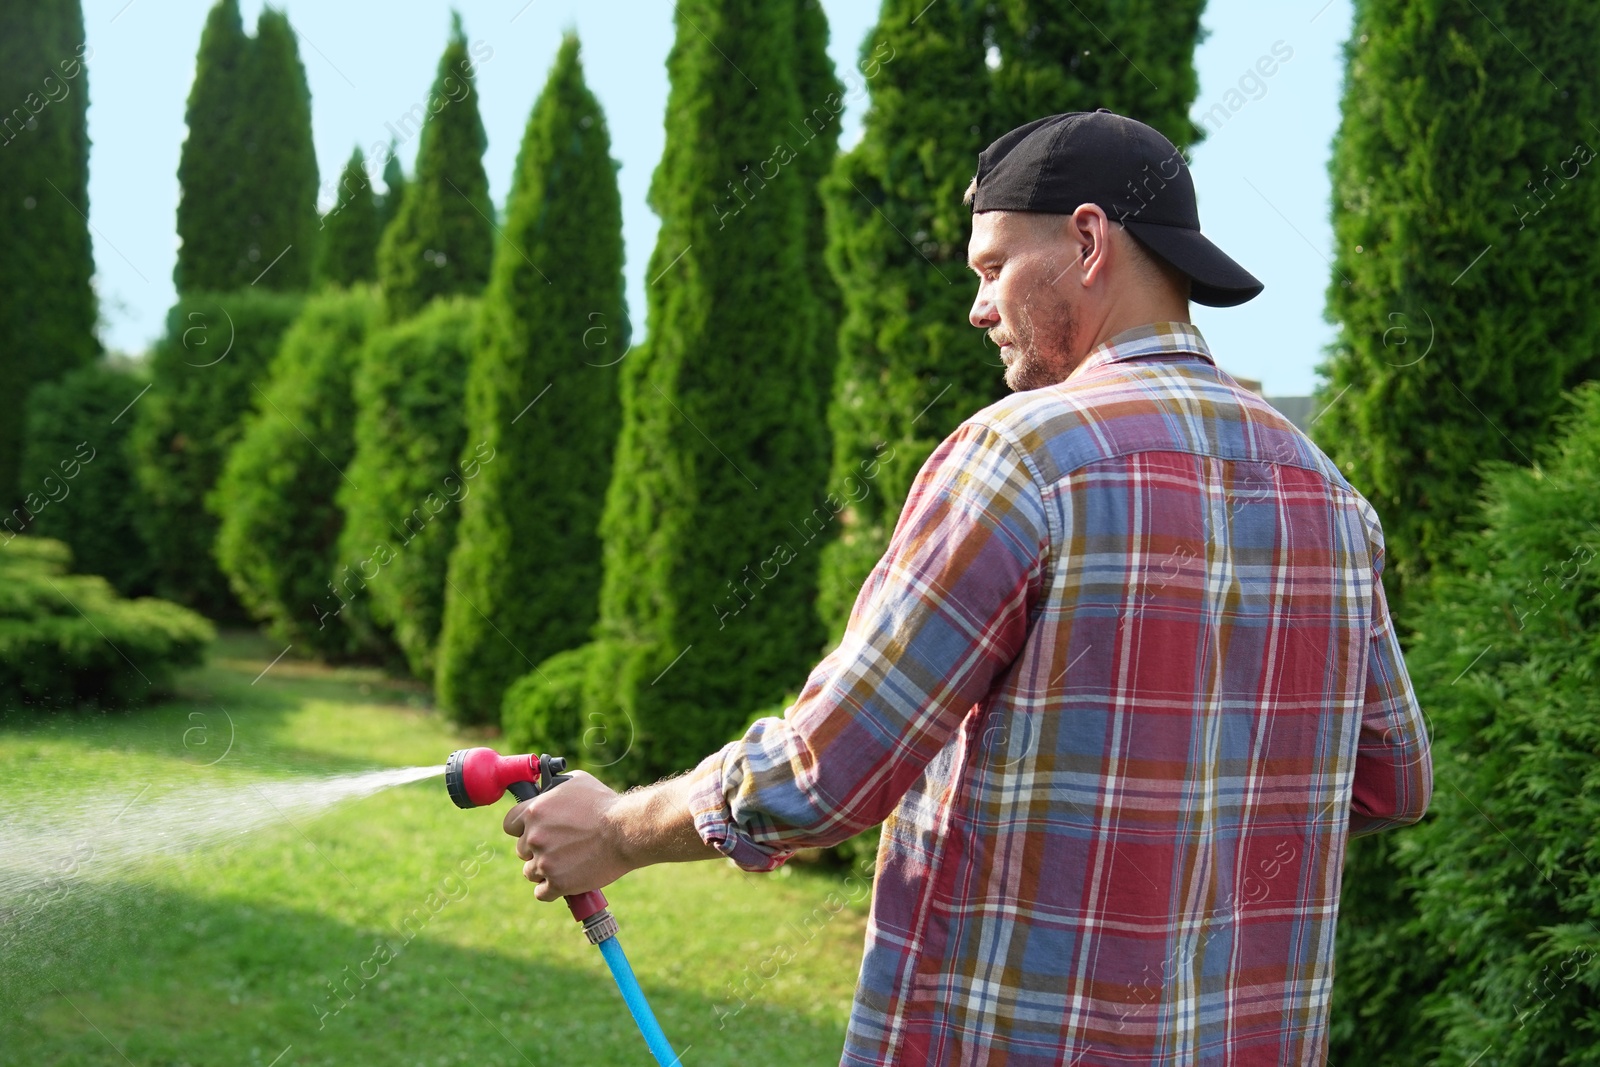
left=444, top=748, right=680, bottom=1066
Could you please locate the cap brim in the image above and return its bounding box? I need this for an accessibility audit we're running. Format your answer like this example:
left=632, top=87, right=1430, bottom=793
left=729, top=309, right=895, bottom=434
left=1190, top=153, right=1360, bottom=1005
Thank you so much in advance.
left=1121, top=220, right=1264, bottom=308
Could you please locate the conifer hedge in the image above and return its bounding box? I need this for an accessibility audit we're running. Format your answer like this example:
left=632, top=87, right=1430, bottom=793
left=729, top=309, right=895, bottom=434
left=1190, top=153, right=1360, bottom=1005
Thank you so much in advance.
left=19, top=362, right=152, bottom=596
left=130, top=290, right=305, bottom=617
left=556, top=0, right=839, bottom=779
left=0, top=538, right=213, bottom=710
left=791, top=0, right=845, bottom=466
left=174, top=0, right=319, bottom=293
left=439, top=35, right=625, bottom=725
left=501, top=644, right=596, bottom=760
left=315, top=147, right=380, bottom=288
left=815, top=0, right=992, bottom=647
left=0, top=0, right=98, bottom=506
left=377, top=147, right=408, bottom=235
left=173, top=0, right=249, bottom=292
left=1314, top=0, right=1600, bottom=606
left=339, top=296, right=480, bottom=680
left=994, top=0, right=1205, bottom=140
left=210, top=287, right=382, bottom=655
left=1331, top=383, right=1600, bottom=1064
left=244, top=8, right=319, bottom=289
left=816, top=0, right=1207, bottom=645
left=375, top=13, right=494, bottom=321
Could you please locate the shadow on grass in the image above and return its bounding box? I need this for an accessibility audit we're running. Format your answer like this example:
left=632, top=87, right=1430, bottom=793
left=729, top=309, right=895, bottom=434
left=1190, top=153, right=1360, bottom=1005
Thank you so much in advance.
left=1, top=877, right=846, bottom=1067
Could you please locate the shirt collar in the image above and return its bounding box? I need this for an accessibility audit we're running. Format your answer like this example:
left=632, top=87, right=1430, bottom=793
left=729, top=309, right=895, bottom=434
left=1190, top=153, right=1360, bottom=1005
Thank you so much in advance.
left=1069, top=320, right=1214, bottom=380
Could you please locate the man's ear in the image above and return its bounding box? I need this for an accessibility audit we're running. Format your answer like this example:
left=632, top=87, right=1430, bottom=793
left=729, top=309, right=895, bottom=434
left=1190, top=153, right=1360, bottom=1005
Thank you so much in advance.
left=1072, top=204, right=1113, bottom=286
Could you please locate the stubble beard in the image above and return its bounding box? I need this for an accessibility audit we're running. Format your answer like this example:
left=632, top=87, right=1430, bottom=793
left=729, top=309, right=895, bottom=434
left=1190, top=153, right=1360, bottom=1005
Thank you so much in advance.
left=995, top=288, right=1081, bottom=393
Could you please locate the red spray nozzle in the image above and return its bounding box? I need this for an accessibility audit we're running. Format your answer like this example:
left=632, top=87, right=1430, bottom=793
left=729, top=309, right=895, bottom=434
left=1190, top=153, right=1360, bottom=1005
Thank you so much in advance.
left=443, top=747, right=608, bottom=925
left=444, top=747, right=547, bottom=808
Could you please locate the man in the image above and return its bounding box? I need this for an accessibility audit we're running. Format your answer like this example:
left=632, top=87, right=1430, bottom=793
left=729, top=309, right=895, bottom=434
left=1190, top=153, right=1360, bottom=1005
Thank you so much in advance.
left=504, top=110, right=1433, bottom=1065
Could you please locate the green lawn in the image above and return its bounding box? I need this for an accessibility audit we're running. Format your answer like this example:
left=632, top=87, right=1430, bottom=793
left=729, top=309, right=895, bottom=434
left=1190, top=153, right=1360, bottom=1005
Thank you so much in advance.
left=0, top=631, right=867, bottom=1066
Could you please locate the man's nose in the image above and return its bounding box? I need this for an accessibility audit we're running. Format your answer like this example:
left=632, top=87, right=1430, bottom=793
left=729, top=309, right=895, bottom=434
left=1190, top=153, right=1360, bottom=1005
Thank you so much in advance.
left=970, top=292, right=998, bottom=330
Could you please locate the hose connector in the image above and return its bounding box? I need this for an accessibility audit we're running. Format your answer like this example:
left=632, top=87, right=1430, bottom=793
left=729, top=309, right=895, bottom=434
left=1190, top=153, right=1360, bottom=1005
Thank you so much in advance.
left=582, top=907, right=619, bottom=945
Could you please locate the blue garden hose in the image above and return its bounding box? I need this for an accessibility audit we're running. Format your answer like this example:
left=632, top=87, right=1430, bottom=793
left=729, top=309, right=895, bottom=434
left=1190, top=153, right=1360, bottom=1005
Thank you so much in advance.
left=597, top=934, right=681, bottom=1066
left=442, top=749, right=683, bottom=1065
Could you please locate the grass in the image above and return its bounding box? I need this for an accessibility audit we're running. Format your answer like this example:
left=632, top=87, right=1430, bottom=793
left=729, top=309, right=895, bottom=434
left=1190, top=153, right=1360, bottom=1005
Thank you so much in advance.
left=0, top=630, right=868, bottom=1066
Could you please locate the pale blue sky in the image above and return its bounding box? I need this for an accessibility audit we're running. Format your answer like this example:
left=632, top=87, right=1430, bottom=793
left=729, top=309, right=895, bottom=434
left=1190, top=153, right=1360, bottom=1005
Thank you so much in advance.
left=80, top=0, right=1351, bottom=395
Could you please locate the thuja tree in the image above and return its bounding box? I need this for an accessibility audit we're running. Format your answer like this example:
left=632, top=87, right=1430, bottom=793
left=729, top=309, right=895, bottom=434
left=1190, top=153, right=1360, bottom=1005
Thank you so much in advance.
left=0, top=0, right=98, bottom=506
left=210, top=287, right=383, bottom=655
left=791, top=0, right=845, bottom=488
left=1319, top=13, right=1600, bottom=1038
left=377, top=146, right=407, bottom=234
left=990, top=0, right=1206, bottom=140
left=1313, top=0, right=1600, bottom=608
left=375, top=12, right=494, bottom=320
left=557, top=0, right=839, bottom=779
left=174, top=0, right=318, bottom=292
left=129, top=290, right=305, bottom=617
left=0, top=539, right=212, bottom=710
left=1330, top=384, right=1600, bottom=1064
left=339, top=294, right=480, bottom=680
left=315, top=147, right=380, bottom=287
left=172, top=0, right=250, bottom=291
left=20, top=362, right=153, bottom=596
left=242, top=9, right=319, bottom=288
left=436, top=35, right=625, bottom=724
left=814, top=0, right=1001, bottom=648
left=815, top=0, right=1209, bottom=647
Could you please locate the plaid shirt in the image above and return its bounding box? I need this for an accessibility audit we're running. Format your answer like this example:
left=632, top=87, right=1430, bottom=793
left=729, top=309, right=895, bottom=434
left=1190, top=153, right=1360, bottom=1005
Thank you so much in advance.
left=687, top=321, right=1433, bottom=1066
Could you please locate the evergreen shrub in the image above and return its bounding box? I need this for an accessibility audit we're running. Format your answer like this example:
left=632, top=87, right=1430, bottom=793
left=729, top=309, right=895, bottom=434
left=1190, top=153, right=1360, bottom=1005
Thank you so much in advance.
left=339, top=295, right=480, bottom=679
left=439, top=34, right=624, bottom=725
left=0, top=538, right=213, bottom=710
left=1332, top=383, right=1600, bottom=1065
left=0, top=0, right=99, bottom=503
left=374, top=12, right=494, bottom=320
left=1314, top=0, right=1600, bottom=605
left=315, top=146, right=381, bottom=288
left=209, top=287, right=382, bottom=655
left=501, top=644, right=599, bottom=763
left=19, top=361, right=153, bottom=596
left=569, top=1, right=838, bottom=780
left=174, top=0, right=319, bottom=293
left=130, top=289, right=305, bottom=617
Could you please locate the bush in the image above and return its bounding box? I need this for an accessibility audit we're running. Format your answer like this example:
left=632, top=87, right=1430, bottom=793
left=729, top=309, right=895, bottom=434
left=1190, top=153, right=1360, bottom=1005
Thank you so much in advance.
left=435, top=36, right=623, bottom=725
left=130, top=289, right=305, bottom=618
left=501, top=644, right=599, bottom=762
left=1331, top=383, right=1600, bottom=1064
left=315, top=146, right=380, bottom=288
left=0, top=0, right=99, bottom=506
left=18, top=361, right=153, bottom=596
left=174, top=1, right=318, bottom=293
left=0, top=537, right=213, bottom=710
left=209, top=286, right=383, bottom=656
left=1315, top=0, right=1600, bottom=606
left=373, top=12, right=493, bottom=320
left=577, top=3, right=837, bottom=779
left=338, top=296, right=479, bottom=679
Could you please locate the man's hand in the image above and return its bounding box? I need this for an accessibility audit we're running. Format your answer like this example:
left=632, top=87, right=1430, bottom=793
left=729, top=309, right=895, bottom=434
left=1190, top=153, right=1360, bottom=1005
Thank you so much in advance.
left=500, top=769, right=725, bottom=902
left=502, top=770, right=632, bottom=903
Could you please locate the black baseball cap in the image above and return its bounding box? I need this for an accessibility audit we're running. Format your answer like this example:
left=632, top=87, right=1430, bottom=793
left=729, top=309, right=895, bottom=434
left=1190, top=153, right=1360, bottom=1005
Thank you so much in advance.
left=970, top=109, right=1263, bottom=308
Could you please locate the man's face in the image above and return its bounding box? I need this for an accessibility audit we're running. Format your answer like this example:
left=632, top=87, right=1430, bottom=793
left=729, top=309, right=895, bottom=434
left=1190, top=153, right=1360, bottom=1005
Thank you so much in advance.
left=967, top=210, right=1084, bottom=392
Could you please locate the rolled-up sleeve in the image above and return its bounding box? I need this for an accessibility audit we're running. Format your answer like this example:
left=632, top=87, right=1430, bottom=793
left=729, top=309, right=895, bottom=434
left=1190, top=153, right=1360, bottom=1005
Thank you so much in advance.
left=1348, top=551, right=1434, bottom=837
left=685, top=420, right=1052, bottom=872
